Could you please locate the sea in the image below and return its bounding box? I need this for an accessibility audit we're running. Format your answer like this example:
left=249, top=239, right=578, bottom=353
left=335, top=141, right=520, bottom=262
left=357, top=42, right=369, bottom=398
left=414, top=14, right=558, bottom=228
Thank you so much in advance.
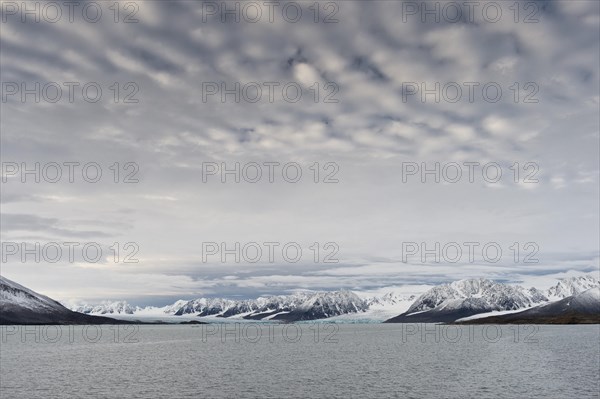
left=1, top=323, right=599, bottom=398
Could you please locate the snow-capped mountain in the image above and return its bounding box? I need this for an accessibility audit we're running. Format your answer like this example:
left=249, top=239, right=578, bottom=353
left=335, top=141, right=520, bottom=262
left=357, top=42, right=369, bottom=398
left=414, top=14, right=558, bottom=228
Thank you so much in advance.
left=174, top=290, right=368, bottom=322
left=273, top=290, right=368, bottom=322
left=73, top=290, right=371, bottom=322
left=411, top=278, right=547, bottom=312
left=568, top=287, right=600, bottom=311
left=546, top=275, right=600, bottom=300
left=1, top=275, right=70, bottom=317
left=67, top=274, right=600, bottom=323
left=527, top=287, right=600, bottom=317
left=160, top=300, right=190, bottom=314
left=73, top=301, right=139, bottom=315
left=0, top=275, right=122, bottom=325
left=466, top=287, right=600, bottom=324
left=175, top=297, right=256, bottom=317
left=386, top=278, right=550, bottom=323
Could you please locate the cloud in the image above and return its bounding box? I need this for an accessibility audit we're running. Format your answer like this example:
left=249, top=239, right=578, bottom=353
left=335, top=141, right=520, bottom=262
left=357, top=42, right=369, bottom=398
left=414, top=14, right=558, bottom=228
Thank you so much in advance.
left=1, top=0, right=598, bottom=302
left=1, top=213, right=112, bottom=238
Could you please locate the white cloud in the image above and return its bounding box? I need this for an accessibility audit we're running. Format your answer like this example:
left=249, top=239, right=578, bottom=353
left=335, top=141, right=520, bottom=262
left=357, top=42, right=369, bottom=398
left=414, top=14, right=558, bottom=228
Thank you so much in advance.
left=1, top=0, right=598, bottom=301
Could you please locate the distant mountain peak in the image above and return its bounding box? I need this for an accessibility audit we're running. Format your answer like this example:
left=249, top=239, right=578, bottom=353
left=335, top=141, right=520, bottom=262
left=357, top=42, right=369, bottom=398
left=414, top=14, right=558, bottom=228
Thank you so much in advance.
left=547, top=274, right=600, bottom=300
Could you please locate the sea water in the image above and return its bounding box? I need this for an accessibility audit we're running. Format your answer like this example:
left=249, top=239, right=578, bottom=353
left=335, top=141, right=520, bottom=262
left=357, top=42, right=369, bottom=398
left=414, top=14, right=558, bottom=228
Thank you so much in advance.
left=1, top=324, right=598, bottom=398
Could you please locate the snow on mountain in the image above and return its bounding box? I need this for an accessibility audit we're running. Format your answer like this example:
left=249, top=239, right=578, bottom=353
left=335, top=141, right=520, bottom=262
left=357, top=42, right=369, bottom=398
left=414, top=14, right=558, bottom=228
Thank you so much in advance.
left=386, top=274, right=599, bottom=323
left=0, top=275, right=122, bottom=325
left=531, top=286, right=600, bottom=315
left=567, top=286, right=600, bottom=311
left=73, top=301, right=139, bottom=315
left=173, top=290, right=368, bottom=322
left=66, top=273, right=600, bottom=323
left=73, top=300, right=194, bottom=319
left=325, top=291, right=420, bottom=323
left=405, top=278, right=548, bottom=314
left=159, top=299, right=190, bottom=314
left=274, top=290, right=368, bottom=322
left=1, top=275, right=68, bottom=314
left=365, top=291, right=417, bottom=308
left=72, top=289, right=423, bottom=322
left=462, top=287, right=600, bottom=324
left=72, top=290, right=370, bottom=321
left=175, top=297, right=257, bottom=317
left=546, top=275, right=600, bottom=300
left=386, top=278, right=551, bottom=323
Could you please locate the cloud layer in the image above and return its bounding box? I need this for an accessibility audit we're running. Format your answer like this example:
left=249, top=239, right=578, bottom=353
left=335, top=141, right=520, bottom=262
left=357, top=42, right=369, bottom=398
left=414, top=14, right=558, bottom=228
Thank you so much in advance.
left=1, top=0, right=598, bottom=304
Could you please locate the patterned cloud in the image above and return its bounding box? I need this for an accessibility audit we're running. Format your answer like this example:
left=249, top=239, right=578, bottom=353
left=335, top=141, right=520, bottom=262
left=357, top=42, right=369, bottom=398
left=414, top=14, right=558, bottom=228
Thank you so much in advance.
left=1, top=0, right=598, bottom=304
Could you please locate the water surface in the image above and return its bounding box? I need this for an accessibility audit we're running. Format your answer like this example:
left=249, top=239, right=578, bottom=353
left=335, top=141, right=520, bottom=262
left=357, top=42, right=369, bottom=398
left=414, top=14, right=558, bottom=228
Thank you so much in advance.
left=1, top=324, right=598, bottom=398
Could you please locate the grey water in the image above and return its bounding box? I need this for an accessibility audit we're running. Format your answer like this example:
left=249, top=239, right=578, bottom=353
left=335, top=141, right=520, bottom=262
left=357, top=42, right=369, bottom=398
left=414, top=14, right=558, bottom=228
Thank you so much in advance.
left=1, top=324, right=599, bottom=399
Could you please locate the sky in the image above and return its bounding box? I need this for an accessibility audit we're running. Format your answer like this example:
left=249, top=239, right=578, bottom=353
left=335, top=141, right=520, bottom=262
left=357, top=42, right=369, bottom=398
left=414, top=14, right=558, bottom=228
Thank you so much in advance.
left=1, top=0, right=599, bottom=306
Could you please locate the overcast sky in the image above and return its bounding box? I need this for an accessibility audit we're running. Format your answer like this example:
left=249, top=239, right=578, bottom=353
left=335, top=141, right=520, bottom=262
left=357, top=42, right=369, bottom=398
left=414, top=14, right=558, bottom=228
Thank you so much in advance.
left=1, top=0, right=599, bottom=306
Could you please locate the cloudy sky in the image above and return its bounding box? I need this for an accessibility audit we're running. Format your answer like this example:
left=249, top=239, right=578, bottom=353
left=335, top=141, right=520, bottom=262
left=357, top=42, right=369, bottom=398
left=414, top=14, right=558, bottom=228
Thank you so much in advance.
left=1, top=0, right=598, bottom=306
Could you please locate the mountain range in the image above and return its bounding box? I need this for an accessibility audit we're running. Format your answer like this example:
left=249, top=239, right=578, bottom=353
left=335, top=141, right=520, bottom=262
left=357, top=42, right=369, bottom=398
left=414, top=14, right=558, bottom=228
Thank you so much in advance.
left=1, top=274, right=598, bottom=324
left=70, top=274, right=599, bottom=324
left=72, top=289, right=416, bottom=323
